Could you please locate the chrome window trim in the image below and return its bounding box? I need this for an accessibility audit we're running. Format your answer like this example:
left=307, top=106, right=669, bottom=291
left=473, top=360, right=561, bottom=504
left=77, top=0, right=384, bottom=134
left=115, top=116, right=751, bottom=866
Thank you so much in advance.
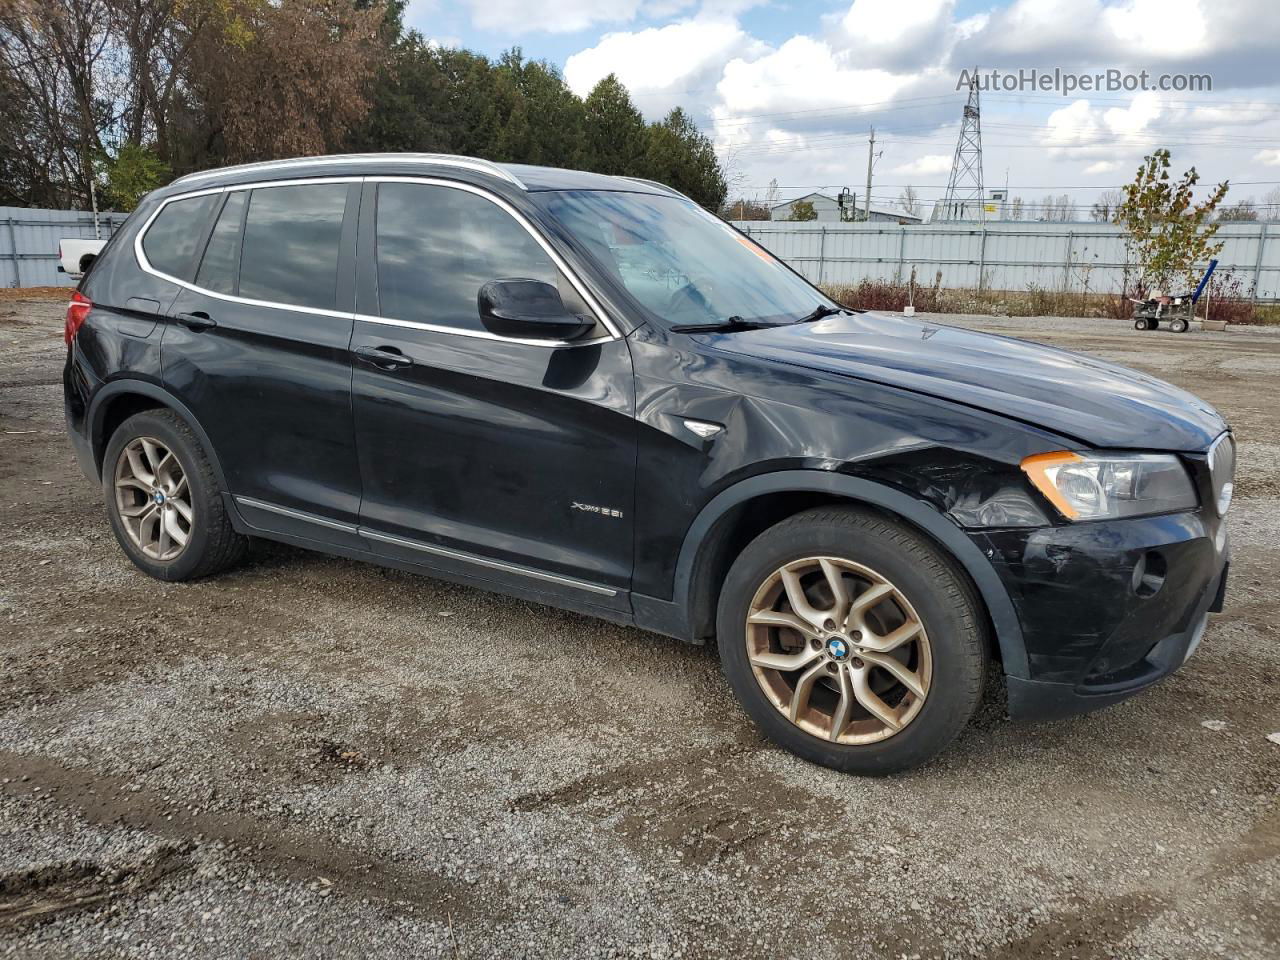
left=358, top=175, right=619, bottom=346
left=134, top=177, right=362, bottom=320
left=172, top=153, right=525, bottom=189
left=134, top=175, right=621, bottom=346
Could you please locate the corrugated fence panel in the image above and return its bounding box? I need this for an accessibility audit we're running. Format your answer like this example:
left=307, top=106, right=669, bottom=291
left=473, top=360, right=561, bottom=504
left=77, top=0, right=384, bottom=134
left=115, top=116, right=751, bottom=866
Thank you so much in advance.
left=731, top=220, right=1280, bottom=301
left=1, top=206, right=128, bottom=288
left=3, top=206, right=1277, bottom=300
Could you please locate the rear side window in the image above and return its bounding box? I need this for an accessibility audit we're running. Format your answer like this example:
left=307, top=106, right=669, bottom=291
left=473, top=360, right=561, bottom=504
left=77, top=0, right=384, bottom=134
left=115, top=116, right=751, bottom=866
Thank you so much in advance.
left=238, top=183, right=348, bottom=311
left=141, top=194, right=219, bottom=281
left=375, top=182, right=590, bottom=333
left=195, top=191, right=247, bottom=295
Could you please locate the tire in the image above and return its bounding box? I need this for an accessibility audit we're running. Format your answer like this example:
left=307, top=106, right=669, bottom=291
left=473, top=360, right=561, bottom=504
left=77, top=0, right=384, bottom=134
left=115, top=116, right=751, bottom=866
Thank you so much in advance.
left=1133, top=318, right=1149, bottom=330
left=716, top=506, right=988, bottom=775
left=102, top=409, right=248, bottom=581
left=1170, top=318, right=1189, bottom=333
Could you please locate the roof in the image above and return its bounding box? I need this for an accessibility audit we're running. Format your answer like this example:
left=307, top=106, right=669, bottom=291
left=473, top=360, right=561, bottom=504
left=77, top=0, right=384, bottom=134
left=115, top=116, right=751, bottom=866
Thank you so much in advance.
left=770, top=191, right=923, bottom=221
left=166, top=153, right=680, bottom=199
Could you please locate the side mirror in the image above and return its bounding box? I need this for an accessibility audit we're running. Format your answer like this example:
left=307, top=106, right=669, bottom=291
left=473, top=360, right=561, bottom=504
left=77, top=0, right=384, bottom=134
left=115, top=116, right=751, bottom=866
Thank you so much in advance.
left=477, top=279, right=595, bottom=341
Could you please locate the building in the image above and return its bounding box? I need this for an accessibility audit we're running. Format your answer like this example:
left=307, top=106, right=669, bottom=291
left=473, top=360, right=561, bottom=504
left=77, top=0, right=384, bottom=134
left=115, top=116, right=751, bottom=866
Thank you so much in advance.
left=769, top=192, right=923, bottom=224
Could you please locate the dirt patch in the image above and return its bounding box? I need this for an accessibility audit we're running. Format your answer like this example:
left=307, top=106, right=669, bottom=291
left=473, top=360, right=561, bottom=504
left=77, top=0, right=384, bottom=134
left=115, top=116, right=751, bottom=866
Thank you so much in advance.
left=1, top=302, right=1277, bottom=959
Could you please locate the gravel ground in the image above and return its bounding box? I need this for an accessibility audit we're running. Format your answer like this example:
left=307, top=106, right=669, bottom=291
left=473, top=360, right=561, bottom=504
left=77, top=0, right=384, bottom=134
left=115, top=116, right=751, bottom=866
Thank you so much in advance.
left=1, top=298, right=1277, bottom=959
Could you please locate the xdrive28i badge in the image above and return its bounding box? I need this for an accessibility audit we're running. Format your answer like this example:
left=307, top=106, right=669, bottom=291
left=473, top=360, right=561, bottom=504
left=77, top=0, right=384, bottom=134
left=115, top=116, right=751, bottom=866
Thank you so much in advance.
left=571, top=501, right=624, bottom=519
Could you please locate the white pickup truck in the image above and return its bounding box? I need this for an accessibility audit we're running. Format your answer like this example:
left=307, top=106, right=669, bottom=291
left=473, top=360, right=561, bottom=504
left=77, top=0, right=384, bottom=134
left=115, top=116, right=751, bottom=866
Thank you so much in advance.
left=57, top=238, right=108, bottom=280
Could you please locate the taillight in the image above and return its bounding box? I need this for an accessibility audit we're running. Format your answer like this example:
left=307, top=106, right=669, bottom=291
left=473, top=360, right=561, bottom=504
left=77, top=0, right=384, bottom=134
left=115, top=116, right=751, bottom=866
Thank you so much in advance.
left=65, top=291, right=92, bottom=345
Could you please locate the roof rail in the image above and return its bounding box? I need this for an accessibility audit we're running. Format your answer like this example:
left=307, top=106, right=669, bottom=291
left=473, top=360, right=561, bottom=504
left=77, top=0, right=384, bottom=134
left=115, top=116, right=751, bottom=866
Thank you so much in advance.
left=172, top=153, right=525, bottom=189
left=617, top=176, right=693, bottom=203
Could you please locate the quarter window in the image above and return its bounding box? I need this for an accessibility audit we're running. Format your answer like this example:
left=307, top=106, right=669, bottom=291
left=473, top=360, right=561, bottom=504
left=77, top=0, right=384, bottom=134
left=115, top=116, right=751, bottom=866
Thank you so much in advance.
left=374, top=182, right=592, bottom=333
left=195, top=191, right=247, bottom=295
left=141, top=193, right=219, bottom=281
left=238, top=183, right=348, bottom=311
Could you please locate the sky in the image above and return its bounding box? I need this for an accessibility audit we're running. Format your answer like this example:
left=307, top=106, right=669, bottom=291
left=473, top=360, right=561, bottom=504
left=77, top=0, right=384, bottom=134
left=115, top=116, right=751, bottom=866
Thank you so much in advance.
left=403, top=0, right=1280, bottom=214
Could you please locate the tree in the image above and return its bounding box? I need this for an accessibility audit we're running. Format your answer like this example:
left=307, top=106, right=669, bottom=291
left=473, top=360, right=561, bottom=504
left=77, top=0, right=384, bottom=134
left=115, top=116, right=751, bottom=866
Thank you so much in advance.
left=1263, top=186, right=1280, bottom=221
left=766, top=178, right=780, bottom=205
left=1054, top=193, right=1073, bottom=221
left=1116, top=148, right=1229, bottom=294
left=722, top=196, right=769, bottom=220
left=188, top=0, right=386, bottom=165
left=1091, top=189, right=1123, bottom=222
left=789, top=199, right=817, bottom=221
left=644, top=107, right=726, bottom=211
left=582, top=74, right=647, bottom=176
left=101, top=142, right=169, bottom=210
left=1007, top=196, right=1024, bottom=221
left=1217, top=199, right=1257, bottom=221
left=898, top=185, right=919, bottom=217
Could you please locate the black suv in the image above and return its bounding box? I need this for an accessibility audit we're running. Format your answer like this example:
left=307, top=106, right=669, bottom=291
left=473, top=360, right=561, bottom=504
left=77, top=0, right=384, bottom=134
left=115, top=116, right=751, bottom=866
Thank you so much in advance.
left=64, top=154, right=1233, bottom=773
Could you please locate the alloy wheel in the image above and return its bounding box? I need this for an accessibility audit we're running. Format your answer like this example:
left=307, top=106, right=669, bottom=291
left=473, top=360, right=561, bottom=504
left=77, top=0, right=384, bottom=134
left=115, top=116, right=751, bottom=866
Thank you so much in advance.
left=745, top=556, right=932, bottom=744
left=113, top=436, right=193, bottom=561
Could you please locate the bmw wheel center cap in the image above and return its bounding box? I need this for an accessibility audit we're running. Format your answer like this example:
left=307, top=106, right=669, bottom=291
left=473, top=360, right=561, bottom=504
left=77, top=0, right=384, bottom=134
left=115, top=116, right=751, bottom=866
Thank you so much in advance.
left=826, top=637, right=850, bottom=661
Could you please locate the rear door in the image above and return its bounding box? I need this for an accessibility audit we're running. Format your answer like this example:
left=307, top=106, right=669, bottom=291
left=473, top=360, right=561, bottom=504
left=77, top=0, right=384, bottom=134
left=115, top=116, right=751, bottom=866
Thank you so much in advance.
left=348, top=178, right=637, bottom=608
left=159, top=179, right=364, bottom=541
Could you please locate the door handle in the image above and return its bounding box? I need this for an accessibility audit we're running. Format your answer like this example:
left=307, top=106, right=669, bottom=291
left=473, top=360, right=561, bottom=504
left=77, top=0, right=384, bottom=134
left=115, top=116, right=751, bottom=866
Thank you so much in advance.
left=175, top=311, right=216, bottom=332
left=354, top=345, right=413, bottom=369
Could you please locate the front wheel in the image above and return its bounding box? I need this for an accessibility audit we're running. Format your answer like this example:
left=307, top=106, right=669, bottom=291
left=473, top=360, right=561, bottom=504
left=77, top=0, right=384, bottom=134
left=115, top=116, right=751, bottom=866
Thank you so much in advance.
left=717, top=506, right=988, bottom=775
left=1170, top=317, right=1189, bottom=333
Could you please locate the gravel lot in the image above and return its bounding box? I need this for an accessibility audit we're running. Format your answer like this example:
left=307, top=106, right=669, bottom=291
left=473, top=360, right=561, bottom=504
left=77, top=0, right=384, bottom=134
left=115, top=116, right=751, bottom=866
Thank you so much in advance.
left=2, top=296, right=1277, bottom=959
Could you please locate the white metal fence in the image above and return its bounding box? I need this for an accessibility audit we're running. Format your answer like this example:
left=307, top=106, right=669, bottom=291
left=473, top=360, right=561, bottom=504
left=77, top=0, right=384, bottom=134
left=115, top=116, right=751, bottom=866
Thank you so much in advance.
left=1, top=206, right=128, bottom=288
left=5, top=205, right=1278, bottom=300
left=731, top=220, right=1280, bottom=301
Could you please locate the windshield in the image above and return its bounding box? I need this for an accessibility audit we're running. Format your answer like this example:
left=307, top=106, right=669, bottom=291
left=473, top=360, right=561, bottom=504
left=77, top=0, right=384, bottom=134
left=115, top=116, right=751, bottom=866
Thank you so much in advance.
left=534, top=190, right=833, bottom=328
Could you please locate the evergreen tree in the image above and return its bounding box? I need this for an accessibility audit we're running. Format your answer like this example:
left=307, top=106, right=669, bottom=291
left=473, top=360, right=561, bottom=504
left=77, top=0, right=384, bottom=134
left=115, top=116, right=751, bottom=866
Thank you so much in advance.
left=582, top=75, right=648, bottom=176
left=644, top=107, right=726, bottom=211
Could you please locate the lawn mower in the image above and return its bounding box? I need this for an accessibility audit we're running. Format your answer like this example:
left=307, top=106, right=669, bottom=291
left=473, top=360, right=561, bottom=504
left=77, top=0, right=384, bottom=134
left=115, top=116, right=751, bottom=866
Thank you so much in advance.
left=1131, top=260, right=1217, bottom=333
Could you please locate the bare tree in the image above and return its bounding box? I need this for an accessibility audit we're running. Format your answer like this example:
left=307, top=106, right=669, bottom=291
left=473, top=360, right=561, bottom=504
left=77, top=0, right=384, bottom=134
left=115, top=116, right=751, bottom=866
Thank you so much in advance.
left=1008, top=195, right=1024, bottom=221
left=1218, top=198, right=1258, bottom=221
left=1055, top=193, right=1073, bottom=221
left=1091, top=189, right=1124, bottom=222
left=898, top=184, right=919, bottom=217
left=1263, top=186, right=1280, bottom=221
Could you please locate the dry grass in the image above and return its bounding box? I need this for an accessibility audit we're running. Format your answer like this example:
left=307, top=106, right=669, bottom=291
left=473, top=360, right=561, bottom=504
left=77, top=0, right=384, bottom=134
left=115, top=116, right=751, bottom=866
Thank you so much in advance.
left=823, top=278, right=1280, bottom=325
left=0, top=286, right=70, bottom=301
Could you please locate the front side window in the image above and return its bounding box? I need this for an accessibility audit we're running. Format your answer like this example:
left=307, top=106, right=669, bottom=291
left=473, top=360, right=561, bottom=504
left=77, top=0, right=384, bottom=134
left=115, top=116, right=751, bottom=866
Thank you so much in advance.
left=534, top=190, right=830, bottom=328
left=375, top=182, right=591, bottom=333
left=239, top=183, right=348, bottom=311
left=141, top=193, right=219, bottom=281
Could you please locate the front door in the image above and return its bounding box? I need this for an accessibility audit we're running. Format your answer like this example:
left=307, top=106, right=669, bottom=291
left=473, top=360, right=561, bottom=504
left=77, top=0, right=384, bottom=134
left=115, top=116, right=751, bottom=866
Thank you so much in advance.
left=349, top=179, right=636, bottom=610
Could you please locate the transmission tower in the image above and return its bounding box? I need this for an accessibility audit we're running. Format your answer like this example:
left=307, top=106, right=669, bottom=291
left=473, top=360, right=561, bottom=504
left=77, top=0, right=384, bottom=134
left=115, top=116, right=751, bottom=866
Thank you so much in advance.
left=939, top=71, right=985, bottom=222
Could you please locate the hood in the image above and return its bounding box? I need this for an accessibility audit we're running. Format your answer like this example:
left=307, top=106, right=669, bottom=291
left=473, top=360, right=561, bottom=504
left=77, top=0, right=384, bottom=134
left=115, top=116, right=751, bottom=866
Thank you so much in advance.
left=704, top=312, right=1225, bottom=451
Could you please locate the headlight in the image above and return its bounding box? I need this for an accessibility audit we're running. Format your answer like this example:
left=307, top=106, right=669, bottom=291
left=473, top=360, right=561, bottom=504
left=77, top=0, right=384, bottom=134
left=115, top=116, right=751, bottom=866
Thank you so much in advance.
left=1021, top=451, right=1198, bottom=521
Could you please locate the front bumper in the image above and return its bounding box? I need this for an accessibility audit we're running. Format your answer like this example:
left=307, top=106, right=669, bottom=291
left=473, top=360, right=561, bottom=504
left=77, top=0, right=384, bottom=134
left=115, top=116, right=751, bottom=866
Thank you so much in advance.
left=972, top=509, right=1229, bottom=721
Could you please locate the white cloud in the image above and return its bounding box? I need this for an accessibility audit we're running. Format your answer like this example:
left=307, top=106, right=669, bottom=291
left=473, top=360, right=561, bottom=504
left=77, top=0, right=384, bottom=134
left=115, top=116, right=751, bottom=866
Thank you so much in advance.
left=1255, top=149, right=1280, bottom=167
left=894, top=154, right=953, bottom=176
left=834, top=0, right=957, bottom=69
left=1083, top=161, right=1118, bottom=175
left=459, top=0, right=649, bottom=34
left=564, top=18, right=763, bottom=117
left=1102, top=92, right=1161, bottom=135
left=1102, top=0, right=1207, bottom=59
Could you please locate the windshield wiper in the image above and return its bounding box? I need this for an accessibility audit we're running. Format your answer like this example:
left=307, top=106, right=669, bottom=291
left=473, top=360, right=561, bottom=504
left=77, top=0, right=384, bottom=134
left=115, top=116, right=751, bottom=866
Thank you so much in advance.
left=795, top=304, right=845, bottom=323
left=670, top=316, right=784, bottom=333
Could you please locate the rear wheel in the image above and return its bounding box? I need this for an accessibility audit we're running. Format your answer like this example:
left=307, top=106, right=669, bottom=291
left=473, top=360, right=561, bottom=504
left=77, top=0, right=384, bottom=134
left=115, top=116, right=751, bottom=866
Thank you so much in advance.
left=103, top=409, right=247, bottom=581
left=1134, top=318, right=1149, bottom=330
left=1170, top=317, right=1189, bottom=333
left=717, top=506, right=988, bottom=774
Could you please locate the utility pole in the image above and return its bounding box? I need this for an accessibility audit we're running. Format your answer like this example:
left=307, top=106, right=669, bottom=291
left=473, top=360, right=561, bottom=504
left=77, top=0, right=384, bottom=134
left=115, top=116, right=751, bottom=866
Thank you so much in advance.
left=864, top=127, right=876, bottom=222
